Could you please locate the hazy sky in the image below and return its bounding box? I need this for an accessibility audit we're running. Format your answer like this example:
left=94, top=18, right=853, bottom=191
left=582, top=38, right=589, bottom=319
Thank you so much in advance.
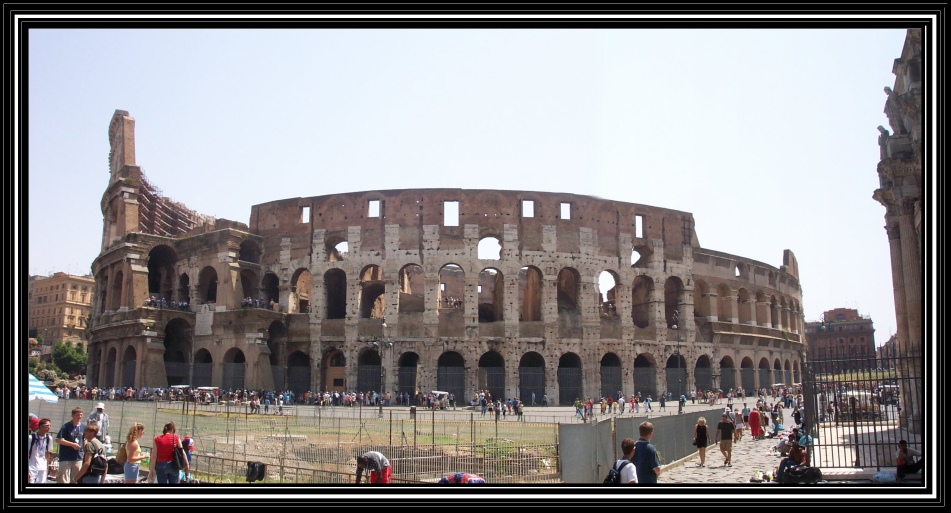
left=25, top=28, right=912, bottom=342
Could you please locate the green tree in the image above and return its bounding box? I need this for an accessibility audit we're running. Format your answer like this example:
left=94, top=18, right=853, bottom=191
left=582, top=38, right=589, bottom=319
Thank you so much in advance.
left=51, top=341, right=87, bottom=376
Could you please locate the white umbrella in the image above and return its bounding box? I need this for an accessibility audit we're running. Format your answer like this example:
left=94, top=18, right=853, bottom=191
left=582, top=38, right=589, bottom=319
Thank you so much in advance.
left=28, top=373, right=59, bottom=403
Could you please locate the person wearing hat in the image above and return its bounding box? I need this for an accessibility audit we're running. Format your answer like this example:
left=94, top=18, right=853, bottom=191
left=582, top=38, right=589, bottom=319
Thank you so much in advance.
left=86, top=402, right=110, bottom=443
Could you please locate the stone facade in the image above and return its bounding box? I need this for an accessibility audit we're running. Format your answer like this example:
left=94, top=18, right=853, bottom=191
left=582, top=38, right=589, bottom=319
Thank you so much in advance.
left=872, top=28, right=923, bottom=434
left=87, top=110, right=806, bottom=405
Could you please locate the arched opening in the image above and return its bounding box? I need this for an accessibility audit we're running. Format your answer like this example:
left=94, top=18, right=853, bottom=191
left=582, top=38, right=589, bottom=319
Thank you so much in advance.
left=740, top=357, right=755, bottom=393
left=633, top=354, right=657, bottom=398
left=556, top=268, right=580, bottom=314
left=287, top=351, right=311, bottom=395
left=665, top=353, right=687, bottom=397
left=357, top=348, right=382, bottom=394
left=780, top=297, right=790, bottom=331
left=163, top=318, right=191, bottom=386
left=105, top=347, right=117, bottom=388
left=323, top=269, right=347, bottom=319
left=477, top=268, right=504, bottom=322
left=717, top=283, right=733, bottom=322
left=695, top=355, right=712, bottom=391
left=291, top=268, right=312, bottom=313
left=518, top=352, right=546, bottom=402
left=398, top=264, right=425, bottom=313
left=600, top=353, right=622, bottom=398
left=664, top=277, right=684, bottom=329
left=557, top=352, right=583, bottom=406
left=783, top=360, right=792, bottom=387
left=437, top=352, right=465, bottom=402
left=755, top=290, right=767, bottom=326
left=719, top=356, right=736, bottom=393
left=261, top=272, right=279, bottom=308
left=438, top=264, right=465, bottom=337
left=239, top=269, right=260, bottom=303
left=99, top=275, right=108, bottom=314
left=478, top=351, right=505, bottom=402
left=110, top=270, right=124, bottom=310
left=197, top=266, right=218, bottom=304
left=193, top=349, right=213, bottom=388
left=598, top=271, right=619, bottom=318
left=177, top=273, right=190, bottom=306
left=121, top=345, right=137, bottom=388
left=328, top=239, right=348, bottom=262
left=793, top=361, right=801, bottom=384
left=693, top=280, right=710, bottom=320
left=478, top=236, right=501, bottom=260
left=773, top=358, right=783, bottom=387
left=398, top=352, right=420, bottom=399
left=359, top=265, right=385, bottom=319
left=518, top=266, right=543, bottom=322
left=758, top=358, right=771, bottom=392
left=737, top=288, right=752, bottom=324
left=323, top=350, right=346, bottom=392
left=238, top=240, right=261, bottom=263
left=631, top=275, right=653, bottom=328
left=222, top=348, right=246, bottom=390
left=147, top=245, right=177, bottom=302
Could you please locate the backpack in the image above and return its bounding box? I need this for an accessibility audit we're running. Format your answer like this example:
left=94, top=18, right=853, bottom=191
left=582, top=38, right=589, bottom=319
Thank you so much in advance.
left=603, top=460, right=632, bottom=484
left=29, top=433, right=52, bottom=459
left=115, top=443, right=128, bottom=463
left=88, top=445, right=108, bottom=476
left=780, top=465, right=822, bottom=484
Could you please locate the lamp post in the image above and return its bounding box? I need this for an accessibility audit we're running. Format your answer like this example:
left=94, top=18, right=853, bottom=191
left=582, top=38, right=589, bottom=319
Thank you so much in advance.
left=369, top=338, right=393, bottom=419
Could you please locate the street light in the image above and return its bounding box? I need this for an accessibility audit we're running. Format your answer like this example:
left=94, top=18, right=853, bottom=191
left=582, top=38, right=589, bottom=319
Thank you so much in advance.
left=370, top=339, right=393, bottom=419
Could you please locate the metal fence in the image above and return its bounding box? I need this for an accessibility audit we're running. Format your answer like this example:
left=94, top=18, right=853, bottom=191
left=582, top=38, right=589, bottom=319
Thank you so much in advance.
left=801, top=354, right=923, bottom=470
left=27, top=399, right=561, bottom=484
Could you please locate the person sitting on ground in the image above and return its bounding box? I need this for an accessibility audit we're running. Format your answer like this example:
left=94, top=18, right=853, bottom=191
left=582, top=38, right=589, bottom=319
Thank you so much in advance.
left=776, top=441, right=808, bottom=483
left=895, top=440, right=923, bottom=483
left=773, top=433, right=795, bottom=457
left=356, top=451, right=391, bottom=484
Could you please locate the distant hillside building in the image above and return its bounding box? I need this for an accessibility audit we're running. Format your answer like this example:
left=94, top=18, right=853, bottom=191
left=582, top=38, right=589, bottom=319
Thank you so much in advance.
left=804, top=308, right=876, bottom=372
left=28, top=272, right=95, bottom=347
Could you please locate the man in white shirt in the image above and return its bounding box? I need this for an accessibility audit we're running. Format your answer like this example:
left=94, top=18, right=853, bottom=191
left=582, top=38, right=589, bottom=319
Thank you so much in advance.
left=28, top=418, right=53, bottom=483
left=615, top=437, right=638, bottom=484
left=86, top=402, right=109, bottom=443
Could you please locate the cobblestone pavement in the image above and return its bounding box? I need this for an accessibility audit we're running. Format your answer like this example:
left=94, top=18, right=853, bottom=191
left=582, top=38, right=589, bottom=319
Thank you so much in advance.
left=659, top=428, right=789, bottom=484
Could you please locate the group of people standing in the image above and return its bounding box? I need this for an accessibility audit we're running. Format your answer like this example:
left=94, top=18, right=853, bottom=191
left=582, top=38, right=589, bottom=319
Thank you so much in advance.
left=27, top=402, right=194, bottom=485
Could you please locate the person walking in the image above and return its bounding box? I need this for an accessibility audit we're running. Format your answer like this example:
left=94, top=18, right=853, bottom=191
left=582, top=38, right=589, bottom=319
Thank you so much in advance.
left=693, top=417, right=710, bottom=467
left=122, top=423, right=147, bottom=483
left=356, top=451, right=391, bottom=484
left=631, top=422, right=662, bottom=484
left=149, top=421, right=187, bottom=484
left=733, top=409, right=745, bottom=442
left=714, top=412, right=736, bottom=467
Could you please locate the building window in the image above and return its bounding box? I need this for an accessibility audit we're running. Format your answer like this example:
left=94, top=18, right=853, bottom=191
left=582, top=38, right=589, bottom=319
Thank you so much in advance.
left=301, top=206, right=310, bottom=223
left=522, top=200, right=534, bottom=218
left=560, top=202, right=571, bottom=220
left=635, top=215, right=644, bottom=238
left=444, top=201, right=459, bottom=227
left=368, top=199, right=382, bottom=218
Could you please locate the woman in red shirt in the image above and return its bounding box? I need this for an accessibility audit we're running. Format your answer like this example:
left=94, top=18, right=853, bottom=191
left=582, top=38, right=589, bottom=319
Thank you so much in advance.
left=149, top=421, right=186, bottom=484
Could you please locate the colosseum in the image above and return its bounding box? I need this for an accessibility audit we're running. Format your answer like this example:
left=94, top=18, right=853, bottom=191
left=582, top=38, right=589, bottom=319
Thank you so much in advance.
left=87, top=109, right=806, bottom=405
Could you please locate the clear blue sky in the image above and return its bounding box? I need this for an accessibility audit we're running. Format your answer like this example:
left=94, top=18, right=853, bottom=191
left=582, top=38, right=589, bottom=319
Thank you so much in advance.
left=25, top=28, right=912, bottom=342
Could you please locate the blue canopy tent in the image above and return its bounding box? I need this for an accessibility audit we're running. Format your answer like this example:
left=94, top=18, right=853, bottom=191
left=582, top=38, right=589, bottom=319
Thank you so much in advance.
left=28, top=373, right=59, bottom=403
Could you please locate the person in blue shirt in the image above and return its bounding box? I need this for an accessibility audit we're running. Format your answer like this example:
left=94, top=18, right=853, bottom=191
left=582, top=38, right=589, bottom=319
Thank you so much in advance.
left=631, top=421, right=662, bottom=483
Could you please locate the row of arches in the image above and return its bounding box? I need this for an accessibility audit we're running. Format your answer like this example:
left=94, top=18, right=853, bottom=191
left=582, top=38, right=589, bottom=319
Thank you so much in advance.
left=90, top=317, right=801, bottom=404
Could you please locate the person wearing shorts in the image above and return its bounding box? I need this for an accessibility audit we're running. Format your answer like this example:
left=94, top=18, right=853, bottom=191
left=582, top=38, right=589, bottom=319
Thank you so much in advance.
left=714, top=413, right=735, bottom=466
left=733, top=409, right=745, bottom=442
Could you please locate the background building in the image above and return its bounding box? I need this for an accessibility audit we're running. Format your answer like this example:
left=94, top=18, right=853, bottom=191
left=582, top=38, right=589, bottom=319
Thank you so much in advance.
left=804, top=308, right=876, bottom=372
left=28, top=272, right=95, bottom=348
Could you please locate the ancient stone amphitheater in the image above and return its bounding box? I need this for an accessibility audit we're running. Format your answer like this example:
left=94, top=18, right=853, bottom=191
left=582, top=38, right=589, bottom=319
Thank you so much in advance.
left=88, top=110, right=806, bottom=405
